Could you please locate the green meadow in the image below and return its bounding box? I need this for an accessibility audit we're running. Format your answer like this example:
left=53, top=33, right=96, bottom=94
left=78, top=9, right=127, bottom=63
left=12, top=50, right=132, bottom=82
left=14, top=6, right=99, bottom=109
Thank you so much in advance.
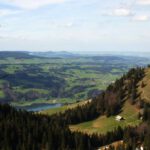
left=0, top=54, right=149, bottom=106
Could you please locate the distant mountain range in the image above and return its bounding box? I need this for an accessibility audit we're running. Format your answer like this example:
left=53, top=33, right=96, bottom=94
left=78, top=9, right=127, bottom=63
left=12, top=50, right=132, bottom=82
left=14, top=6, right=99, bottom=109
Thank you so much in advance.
left=0, top=51, right=79, bottom=59
left=1, top=51, right=150, bottom=59
left=29, top=51, right=79, bottom=58
left=0, top=51, right=35, bottom=59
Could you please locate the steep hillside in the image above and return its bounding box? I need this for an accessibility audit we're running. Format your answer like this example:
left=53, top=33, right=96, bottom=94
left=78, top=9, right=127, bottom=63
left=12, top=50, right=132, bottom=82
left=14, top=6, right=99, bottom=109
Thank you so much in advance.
left=69, top=67, right=150, bottom=135
left=137, top=67, right=150, bottom=103
left=70, top=101, right=141, bottom=135
left=0, top=66, right=150, bottom=150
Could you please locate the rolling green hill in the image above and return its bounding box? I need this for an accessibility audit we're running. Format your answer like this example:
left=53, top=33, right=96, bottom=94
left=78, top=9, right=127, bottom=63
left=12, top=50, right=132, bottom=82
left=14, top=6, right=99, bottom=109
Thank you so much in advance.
left=0, top=51, right=150, bottom=107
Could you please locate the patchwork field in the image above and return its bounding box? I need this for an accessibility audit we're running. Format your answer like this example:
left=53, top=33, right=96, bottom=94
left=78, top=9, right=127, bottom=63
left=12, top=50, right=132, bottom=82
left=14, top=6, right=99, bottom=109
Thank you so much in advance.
left=0, top=52, right=150, bottom=106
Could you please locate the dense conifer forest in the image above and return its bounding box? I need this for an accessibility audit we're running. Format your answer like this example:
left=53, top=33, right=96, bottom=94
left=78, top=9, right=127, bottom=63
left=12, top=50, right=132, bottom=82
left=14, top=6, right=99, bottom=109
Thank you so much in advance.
left=0, top=66, right=150, bottom=150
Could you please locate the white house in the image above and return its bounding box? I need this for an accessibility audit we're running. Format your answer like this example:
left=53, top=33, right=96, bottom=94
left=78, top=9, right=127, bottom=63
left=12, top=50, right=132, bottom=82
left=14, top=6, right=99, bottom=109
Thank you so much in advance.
left=135, top=146, right=144, bottom=150
left=115, top=115, right=124, bottom=121
left=140, top=146, right=144, bottom=150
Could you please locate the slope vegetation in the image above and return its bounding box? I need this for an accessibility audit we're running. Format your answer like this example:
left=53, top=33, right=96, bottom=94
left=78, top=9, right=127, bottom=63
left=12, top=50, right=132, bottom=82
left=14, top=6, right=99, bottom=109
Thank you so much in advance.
left=69, top=68, right=150, bottom=135
left=70, top=101, right=141, bottom=134
left=137, top=67, right=150, bottom=103
left=0, top=67, right=150, bottom=150
left=40, top=100, right=92, bottom=115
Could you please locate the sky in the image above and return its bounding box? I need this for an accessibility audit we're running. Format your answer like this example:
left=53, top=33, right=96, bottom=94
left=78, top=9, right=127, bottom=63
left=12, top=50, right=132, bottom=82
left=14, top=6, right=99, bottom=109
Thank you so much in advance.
left=0, top=0, right=150, bottom=52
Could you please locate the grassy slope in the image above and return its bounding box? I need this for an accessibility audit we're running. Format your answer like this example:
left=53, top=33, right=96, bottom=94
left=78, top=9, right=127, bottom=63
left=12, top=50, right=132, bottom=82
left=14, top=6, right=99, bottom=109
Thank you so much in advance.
left=99, top=140, right=124, bottom=150
left=0, top=90, right=5, bottom=98
left=137, top=68, right=150, bottom=103
left=69, top=101, right=141, bottom=135
left=40, top=96, right=141, bottom=135
left=11, top=99, right=57, bottom=107
left=0, top=81, right=5, bottom=99
left=40, top=100, right=91, bottom=115
left=69, top=68, right=150, bottom=135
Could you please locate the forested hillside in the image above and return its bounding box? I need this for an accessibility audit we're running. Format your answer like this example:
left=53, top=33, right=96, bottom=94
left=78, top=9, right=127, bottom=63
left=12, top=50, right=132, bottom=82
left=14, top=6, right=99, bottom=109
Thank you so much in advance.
left=0, top=66, right=150, bottom=150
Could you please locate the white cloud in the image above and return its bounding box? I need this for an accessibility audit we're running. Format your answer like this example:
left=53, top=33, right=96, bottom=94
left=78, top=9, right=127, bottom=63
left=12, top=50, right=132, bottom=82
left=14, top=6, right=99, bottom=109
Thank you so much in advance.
left=0, top=9, right=21, bottom=17
left=48, top=21, right=75, bottom=28
left=137, top=0, right=150, bottom=5
left=133, top=15, right=149, bottom=21
left=113, top=8, right=132, bottom=16
left=4, top=0, right=66, bottom=10
left=65, top=22, right=74, bottom=28
left=103, top=8, right=132, bottom=17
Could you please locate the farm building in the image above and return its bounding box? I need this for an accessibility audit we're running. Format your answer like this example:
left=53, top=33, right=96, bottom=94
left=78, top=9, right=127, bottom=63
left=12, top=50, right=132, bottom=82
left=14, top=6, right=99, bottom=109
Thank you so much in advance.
left=115, top=115, right=124, bottom=121
left=135, top=146, right=144, bottom=150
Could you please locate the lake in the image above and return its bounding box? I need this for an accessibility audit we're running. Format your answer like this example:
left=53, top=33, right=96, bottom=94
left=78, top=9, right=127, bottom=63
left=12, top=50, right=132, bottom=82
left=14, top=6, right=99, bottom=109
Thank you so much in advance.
left=15, top=103, right=62, bottom=112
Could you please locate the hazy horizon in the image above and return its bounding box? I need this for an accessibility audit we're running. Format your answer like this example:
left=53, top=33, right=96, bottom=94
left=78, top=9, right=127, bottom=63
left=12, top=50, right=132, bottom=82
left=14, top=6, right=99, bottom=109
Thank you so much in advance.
left=0, top=49, right=150, bottom=58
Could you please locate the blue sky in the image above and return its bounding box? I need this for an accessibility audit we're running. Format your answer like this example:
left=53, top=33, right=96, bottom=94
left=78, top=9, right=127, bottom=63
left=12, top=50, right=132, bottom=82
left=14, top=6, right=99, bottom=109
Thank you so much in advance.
left=0, top=0, right=150, bottom=52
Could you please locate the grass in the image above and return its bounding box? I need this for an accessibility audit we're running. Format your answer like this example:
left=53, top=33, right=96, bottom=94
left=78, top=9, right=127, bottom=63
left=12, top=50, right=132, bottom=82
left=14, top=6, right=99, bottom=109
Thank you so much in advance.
left=69, top=101, right=141, bottom=135
left=68, top=68, right=150, bottom=135
left=0, top=60, right=122, bottom=104
left=14, top=88, right=49, bottom=94
left=40, top=100, right=91, bottom=115
left=99, top=140, right=124, bottom=150
left=3, top=65, right=23, bottom=74
left=40, top=105, right=68, bottom=115
left=11, top=99, right=55, bottom=107
left=137, top=68, right=150, bottom=103
left=1, top=56, right=149, bottom=106
left=0, top=90, right=5, bottom=98
left=11, top=98, right=79, bottom=107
